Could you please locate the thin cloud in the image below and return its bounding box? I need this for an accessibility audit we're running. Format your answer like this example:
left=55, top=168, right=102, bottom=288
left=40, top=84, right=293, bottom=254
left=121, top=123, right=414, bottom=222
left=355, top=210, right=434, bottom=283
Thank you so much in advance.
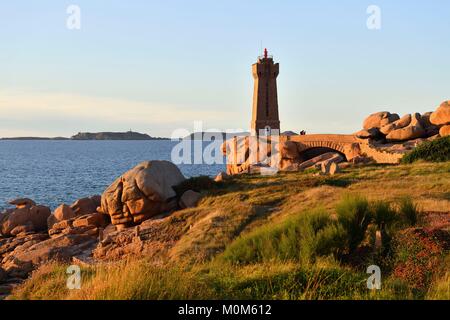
left=0, top=90, right=237, bottom=137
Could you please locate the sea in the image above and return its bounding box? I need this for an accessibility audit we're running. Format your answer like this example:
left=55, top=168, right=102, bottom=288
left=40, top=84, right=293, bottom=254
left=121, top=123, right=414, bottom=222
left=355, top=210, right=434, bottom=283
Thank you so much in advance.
left=0, top=140, right=226, bottom=211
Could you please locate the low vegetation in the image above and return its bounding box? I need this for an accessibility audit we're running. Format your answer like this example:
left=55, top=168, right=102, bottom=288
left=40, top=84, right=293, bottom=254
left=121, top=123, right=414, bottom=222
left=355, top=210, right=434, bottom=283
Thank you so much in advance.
left=220, top=209, right=345, bottom=266
left=10, top=161, right=450, bottom=300
left=402, top=136, right=450, bottom=164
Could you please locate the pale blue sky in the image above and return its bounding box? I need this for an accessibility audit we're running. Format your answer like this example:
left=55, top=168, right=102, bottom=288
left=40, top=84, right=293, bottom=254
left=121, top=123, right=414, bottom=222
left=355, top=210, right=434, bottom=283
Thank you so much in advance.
left=0, top=0, right=449, bottom=137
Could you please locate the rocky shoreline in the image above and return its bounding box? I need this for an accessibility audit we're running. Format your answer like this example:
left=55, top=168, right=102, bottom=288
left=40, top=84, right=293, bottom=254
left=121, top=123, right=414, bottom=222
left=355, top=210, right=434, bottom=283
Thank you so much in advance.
left=0, top=161, right=204, bottom=299
left=1, top=101, right=449, bottom=299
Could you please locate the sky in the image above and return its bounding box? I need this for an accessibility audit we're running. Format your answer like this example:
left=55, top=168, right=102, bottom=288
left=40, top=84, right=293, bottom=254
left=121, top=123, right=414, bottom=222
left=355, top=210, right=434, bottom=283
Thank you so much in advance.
left=0, top=0, right=449, bottom=138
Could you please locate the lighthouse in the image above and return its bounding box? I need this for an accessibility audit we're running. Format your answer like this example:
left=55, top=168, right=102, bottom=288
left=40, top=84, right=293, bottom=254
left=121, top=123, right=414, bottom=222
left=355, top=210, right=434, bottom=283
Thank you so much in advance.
left=251, top=49, right=280, bottom=136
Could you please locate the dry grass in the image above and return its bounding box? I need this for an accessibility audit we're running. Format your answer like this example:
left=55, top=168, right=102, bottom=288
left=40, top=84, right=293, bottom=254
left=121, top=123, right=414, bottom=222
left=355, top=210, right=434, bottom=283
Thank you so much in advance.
left=9, top=161, right=450, bottom=300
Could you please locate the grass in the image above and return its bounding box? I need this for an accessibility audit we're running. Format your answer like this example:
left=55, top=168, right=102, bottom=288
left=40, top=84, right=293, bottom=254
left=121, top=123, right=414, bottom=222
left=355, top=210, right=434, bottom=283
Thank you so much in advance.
left=8, top=161, right=450, bottom=300
left=398, top=197, right=421, bottom=226
left=426, top=254, right=450, bottom=300
left=219, top=209, right=345, bottom=266
left=11, top=258, right=414, bottom=300
left=336, top=195, right=371, bottom=253
left=402, top=136, right=450, bottom=164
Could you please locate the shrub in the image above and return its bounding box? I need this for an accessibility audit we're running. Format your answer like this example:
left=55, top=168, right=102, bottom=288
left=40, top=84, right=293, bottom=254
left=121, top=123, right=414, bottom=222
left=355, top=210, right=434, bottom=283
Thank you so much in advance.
left=336, top=195, right=372, bottom=253
left=402, top=136, right=450, bottom=164
left=370, top=201, right=399, bottom=254
left=398, top=197, right=421, bottom=227
left=391, top=228, right=445, bottom=295
left=220, top=209, right=346, bottom=265
left=371, top=201, right=397, bottom=230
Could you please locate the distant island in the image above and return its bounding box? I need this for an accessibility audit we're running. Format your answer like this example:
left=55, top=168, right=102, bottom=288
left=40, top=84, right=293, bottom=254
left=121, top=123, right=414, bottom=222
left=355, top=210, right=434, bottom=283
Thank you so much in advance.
left=71, top=131, right=169, bottom=140
left=0, top=137, right=70, bottom=141
left=1, top=131, right=169, bottom=141
left=1, top=131, right=301, bottom=141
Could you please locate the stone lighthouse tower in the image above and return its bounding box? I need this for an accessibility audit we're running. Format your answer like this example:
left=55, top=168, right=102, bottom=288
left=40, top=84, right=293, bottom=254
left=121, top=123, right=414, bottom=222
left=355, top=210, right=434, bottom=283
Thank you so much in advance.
left=251, top=49, right=280, bottom=136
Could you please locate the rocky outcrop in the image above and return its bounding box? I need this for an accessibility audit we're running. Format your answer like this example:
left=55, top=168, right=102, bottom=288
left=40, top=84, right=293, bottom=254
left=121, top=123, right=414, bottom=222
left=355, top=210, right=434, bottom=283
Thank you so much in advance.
left=358, top=104, right=449, bottom=143
left=99, top=161, right=186, bottom=227
left=48, top=212, right=109, bottom=239
left=298, top=152, right=344, bottom=171
left=0, top=161, right=197, bottom=298
left=430, top=101, right=450, bottom=126
left=321, top=162, right=341, bottom=175
left=278, top=140, right=303, bottom=171
left=1, top=234, right=96, bottom=278
left=279, top=140, right=300, bottom=160
left=356, top=128, right=382, bottom=140
left=440, top=125, right=450, bottom=137
left=8, top=199, right=36, bottom=209
left=386, top=113, right=426, bottom=142
left=47, top=196, right=101, bottom=229
left=363, top=112, right=400, bottom=130
left=380, top=114, right=412, bottom=135
left=0, top=194, right=110, bottom=293
left=0, top=200, right=51, bottom=237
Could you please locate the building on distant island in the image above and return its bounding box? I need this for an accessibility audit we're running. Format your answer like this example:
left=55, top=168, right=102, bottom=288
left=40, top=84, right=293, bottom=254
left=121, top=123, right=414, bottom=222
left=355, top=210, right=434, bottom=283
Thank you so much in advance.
left=251, top=48, right=281, bottom=136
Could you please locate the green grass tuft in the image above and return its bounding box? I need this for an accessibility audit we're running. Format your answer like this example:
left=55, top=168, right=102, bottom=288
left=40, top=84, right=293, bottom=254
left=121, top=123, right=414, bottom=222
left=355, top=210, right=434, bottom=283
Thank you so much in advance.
left=219, top=209, right=345, bottom=266
left=398, top=196, right=421, bottom=227
left=336, top=195, right=372, bottom=253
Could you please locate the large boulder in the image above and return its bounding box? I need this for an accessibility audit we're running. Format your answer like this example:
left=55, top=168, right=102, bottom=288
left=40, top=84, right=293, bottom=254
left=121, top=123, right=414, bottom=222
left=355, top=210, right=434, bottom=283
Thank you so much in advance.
left=380, top=114, right=412, bottom=135
left=72, top=197, right=100, bottom=216
left=298, top=152, right=344, bottom=171
left=47, top=195, right=101, bottom=229
left=179, top=190, right=202, bottom=209
left=322, top=162, right=341, bottom=176
left=1, top=234, right=96, bottom=276
left=355, top=128, right=382, bottom=140
left=386, top=113, right=426, bottom=142
left=278, top=140, right=302, bottom=171
left=100, top=161, right=186, bottom=227
left=48, top=211, right=109, bottom=239
left=1, top=200, right=51, bottom=237
left=430, top=101, right=450, bottom=126
left=8, top=198, right=36, bottom=209
left=420, top=112, right=440, bottom=137
left=54, top=204, right=76, bottom=221
left=279, top=140, right=300, bottom=160
left=440, top=125, right=450, bottom=137
left=420, top=112, right=434, bottom=128
left=363, top=112, right=400, bottom=130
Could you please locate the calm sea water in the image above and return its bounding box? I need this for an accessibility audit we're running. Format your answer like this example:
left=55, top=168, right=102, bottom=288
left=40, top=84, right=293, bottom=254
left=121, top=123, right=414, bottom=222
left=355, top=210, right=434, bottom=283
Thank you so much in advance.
left=0, top=140, right=225, bottom=211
